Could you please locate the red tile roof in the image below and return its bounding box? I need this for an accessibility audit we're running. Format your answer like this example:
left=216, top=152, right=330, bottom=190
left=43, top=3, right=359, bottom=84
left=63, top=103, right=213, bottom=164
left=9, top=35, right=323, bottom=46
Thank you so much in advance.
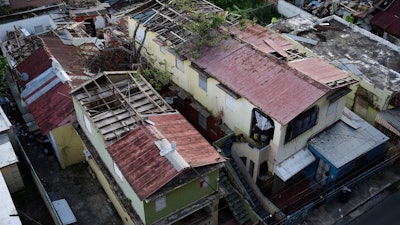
left=370, top=0, right=400, bottom=38
left=193, top=38, right=329, bottom=125
left=15, top=48, right=52, bottom=87
left=108, top=113, right=223, bottom=200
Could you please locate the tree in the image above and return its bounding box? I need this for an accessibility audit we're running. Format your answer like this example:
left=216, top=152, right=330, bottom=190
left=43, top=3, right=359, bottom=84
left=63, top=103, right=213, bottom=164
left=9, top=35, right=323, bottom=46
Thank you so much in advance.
left=0, top=56, right=9, bottom=96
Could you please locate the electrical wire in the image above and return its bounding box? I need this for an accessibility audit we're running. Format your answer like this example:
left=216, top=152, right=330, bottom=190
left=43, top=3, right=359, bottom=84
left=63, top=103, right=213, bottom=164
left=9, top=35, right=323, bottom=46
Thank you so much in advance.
left=268, top=150, right=400, bottom=225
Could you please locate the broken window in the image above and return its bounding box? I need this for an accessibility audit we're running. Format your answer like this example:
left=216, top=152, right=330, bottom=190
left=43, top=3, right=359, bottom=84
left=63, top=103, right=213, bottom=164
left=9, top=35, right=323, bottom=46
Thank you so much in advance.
left=285, top=106, right=319, bottom=143
left=250, top=109, right=274, bottom=146
left=155, top=196, right=166, bottom=212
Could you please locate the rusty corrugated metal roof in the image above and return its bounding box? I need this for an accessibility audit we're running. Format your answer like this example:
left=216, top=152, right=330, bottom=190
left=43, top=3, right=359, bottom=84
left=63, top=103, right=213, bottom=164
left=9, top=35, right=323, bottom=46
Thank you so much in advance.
left=289, top=58, right=355, bottom=88
left=109, top=113, right=223, bottom=200
left=370, top=0, right=400, bottom=38
left=148, top=113, right=223, bottom=167
left=41, top=36, right=92, bottom=88
left=193, top=37, right=329, bottom=125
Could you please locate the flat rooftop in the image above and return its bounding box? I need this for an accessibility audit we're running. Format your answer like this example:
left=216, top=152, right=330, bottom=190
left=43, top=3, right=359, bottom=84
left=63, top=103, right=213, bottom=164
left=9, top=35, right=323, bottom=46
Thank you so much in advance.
left=309, top=108, right=389, bottom=168
left=269, top=16, right=400, bottom=92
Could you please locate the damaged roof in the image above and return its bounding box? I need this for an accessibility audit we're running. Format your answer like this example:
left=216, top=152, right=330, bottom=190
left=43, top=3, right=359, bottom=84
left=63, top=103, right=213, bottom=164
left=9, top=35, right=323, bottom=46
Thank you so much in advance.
left=370, top=0, right=400, bottom=38
left=72, top=71, right=175, bottom=145
left=269, top=16, right=400, bottom=92
left=128, top=0, right=240, bottom=48
left=193, top=37, right=329, bottom=126
left=73, top=71, right=223, bottom=200
left=230, top=22, right=357, bottom=89
left=6, top=34, right=95, bottom=135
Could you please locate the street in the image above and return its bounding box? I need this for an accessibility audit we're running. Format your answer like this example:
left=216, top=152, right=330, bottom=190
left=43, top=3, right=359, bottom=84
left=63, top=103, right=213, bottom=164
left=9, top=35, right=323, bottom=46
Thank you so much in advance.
left=347, top=188, right=400, bottom=225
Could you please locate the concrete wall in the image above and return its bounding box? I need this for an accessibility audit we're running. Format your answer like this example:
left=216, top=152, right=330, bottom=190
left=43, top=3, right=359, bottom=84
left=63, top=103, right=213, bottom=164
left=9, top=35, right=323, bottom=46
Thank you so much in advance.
left=0, top=164, right=24, bottom=193
left=86, top=157, right=134, bottom=225
left=277, top=0, right=314, bottom=18
left=128, top=18, right=347, bottom=177
left=49, top=124, right=86, bottom=169
left=72, top=97, right=146, bottom=222
left=143, top=170, right=220, bottom=224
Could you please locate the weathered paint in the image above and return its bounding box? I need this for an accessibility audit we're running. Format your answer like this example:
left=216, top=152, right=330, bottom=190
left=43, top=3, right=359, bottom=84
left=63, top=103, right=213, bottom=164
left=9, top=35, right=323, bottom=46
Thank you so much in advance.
left=49, top=124, right=85, bottom=169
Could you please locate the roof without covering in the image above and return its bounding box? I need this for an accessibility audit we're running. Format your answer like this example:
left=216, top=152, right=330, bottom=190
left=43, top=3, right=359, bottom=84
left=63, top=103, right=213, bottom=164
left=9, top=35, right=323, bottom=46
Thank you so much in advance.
left=72, top=71, right=175, bottom=145
left=269, top=16, right=400, bottom=93
left=74, top=71, right=223, bottom=200
left=370, top=0, right=400, bottom=38
left=192, top=37, right=329, bottom=125
left=130, top=4, right=355, bottom=125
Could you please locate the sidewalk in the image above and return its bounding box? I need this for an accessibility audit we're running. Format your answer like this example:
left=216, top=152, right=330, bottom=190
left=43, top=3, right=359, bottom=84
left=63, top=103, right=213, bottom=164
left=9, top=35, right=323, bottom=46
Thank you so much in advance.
left=300, top=159, right=400, bottom=225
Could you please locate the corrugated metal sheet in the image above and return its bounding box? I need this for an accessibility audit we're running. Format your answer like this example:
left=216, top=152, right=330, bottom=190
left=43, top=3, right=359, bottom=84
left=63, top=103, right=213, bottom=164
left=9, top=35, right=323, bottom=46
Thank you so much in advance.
left=370, top=0, right=400, bottom=38
left=376, top=108, right=400, bottom=134
left=289, top=58, right=350, bottom=85
left=274, top=148, right=316, bottom=182
left=14, top=36, right=88, bottom=135
left=309, top=108, right=388, bottom=168
left=40, top=36, right=90, bottom=87
left=109, top=113, right=223, bottom=200
left=149, top=113, right=223, bottom=167
left=193, top=38, right=329, bottom=125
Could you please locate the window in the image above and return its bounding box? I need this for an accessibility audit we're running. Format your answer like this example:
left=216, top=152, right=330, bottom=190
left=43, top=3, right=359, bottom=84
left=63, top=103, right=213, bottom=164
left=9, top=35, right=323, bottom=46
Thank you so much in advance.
left=176, top=57, right=184, bottom=72
left=285, top=106, right=319, bottom=143
left=34, top=25, right=44, bottom=33
left=155, top=196, right=166, bottom=212
left=249, top=160, right=255, bottom=177
left=327, top=101, right=338, bottom=115
left=135, top=26, right=145, bottom=42
left=250, top=109, right=274, bottom=145
left=114, top=162, right=124, bottom=182
left=84, top=115, right=92, bottom=135
left=199, top=114, right=207, bottom=130
left=160, top=45, right=166, bottom=54
left=199, top=74, right=207, bottom=92
left=225, top=94, right=236, bottom=112
left=200, top=176, right=209, bottom=189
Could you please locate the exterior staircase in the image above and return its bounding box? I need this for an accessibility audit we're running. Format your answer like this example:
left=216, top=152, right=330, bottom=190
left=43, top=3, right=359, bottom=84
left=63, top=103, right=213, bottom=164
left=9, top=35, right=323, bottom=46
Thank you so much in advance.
left=220, top=171, right=251, bottom=224
left=227, top=159, right=271, bottom=223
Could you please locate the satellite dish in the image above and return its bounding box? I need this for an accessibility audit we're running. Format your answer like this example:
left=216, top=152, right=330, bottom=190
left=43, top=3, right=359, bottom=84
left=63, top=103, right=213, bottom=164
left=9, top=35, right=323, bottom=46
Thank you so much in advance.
left=20, top=72, right=29, bottom=81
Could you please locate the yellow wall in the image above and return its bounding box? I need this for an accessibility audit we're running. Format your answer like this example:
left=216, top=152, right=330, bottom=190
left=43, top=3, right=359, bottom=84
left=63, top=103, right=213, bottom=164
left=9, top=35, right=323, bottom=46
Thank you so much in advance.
left=1, top=164, right=24, bottom=193
left=86, top=158, right=134, bottom=225
left=128, top=18, right=346, bottom=174
left=50, top=124, right=85, bottom=169
left=346, top=76, right=393, bottom=124
left=72, top=97, right=146, bottom=222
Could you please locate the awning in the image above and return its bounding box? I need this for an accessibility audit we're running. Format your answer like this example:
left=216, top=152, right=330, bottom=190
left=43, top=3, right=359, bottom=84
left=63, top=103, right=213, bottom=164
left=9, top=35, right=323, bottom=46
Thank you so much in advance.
left=274, top=148, right=316, bottom=182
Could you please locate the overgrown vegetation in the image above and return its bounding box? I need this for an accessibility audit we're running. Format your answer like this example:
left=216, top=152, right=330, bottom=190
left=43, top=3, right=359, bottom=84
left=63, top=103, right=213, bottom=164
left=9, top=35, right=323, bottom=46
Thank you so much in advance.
left=0, top=56, right=9, bottom=96
left=170, top=1, right=228, bottom=59
left=140, top=59, right=172, bottom=91
left=210, top=0, right=282, bottom=26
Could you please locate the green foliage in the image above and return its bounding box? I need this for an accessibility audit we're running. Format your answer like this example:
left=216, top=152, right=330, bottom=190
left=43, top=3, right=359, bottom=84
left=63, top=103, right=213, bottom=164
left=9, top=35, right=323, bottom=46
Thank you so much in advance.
left=345, top=15, right=354, bottom=24
left=0, top=56, right=8, bottom=96
left=140, top=60, right=172, bottom=91
left=210, top=0, right=282, bottom=26
left=187, top=13, right=228, bottom=58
